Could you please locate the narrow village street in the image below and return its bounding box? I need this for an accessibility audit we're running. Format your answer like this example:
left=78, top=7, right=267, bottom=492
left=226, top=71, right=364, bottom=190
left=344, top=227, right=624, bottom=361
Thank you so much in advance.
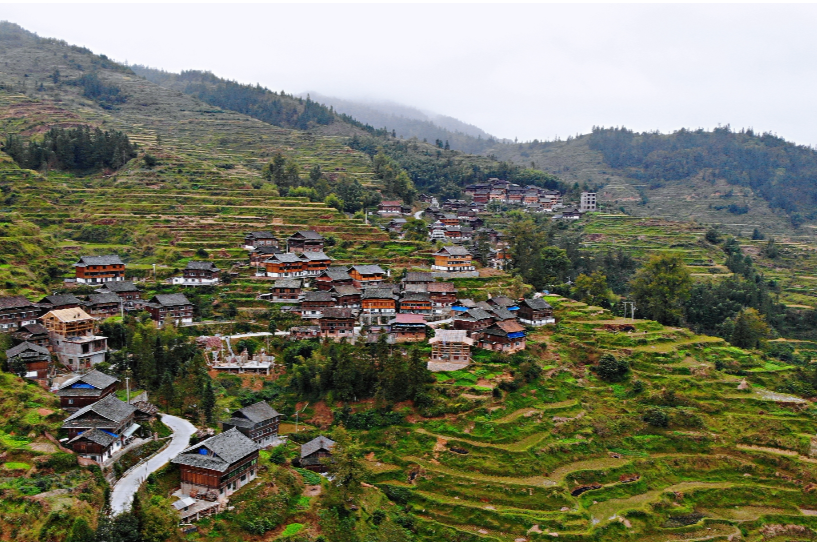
left=110, top=414, right=197, bottom=515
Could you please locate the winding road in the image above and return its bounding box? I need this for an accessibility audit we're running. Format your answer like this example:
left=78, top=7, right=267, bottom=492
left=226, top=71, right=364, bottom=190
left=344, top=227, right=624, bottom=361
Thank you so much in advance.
left=110, top=413, right=197, bottom=514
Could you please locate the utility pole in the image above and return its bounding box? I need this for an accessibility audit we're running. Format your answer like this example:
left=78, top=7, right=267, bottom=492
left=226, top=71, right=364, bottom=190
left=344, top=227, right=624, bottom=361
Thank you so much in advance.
left=623, top=301, right=636, bottom=321
left=125, top=376, right=130, bottom=403
left=293, top=402, right=309, bottom=432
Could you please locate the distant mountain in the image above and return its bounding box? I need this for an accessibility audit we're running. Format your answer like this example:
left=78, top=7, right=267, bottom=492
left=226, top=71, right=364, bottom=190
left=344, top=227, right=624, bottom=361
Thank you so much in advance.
left=303, top=92, right=507, bottom=154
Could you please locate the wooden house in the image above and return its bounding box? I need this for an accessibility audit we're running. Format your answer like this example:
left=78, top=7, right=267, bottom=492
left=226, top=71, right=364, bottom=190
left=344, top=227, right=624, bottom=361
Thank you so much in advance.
left=440, top=214, right=459, bottom=226
left=5, top=342, right=51, bottom=382
left=38, top=294, right=83, bottom=314
left=300, top=251, right=333, bottom=277
left=249, top=245, right=283, bottom=267
left=83, top=292, right=122, bottom=318
left=174, top=261, right=220, bottom=286
left=429, top=330, right=473, bottom=365
left=331, top=285, right=362, bottom=309
left=349, top=265, right=386, bottom=288
left=243, top=231, right=279, bottom=250
left=287, top=230, right=325, bottom=254
left=378, top=200, right=403, bottom=216
left=62, top=394, right=138, bottom=447
left=221, top=401, right=281, bottom=447
left=261, top=253, right=304, bottom=278
left=399, top=292, right=433, bottom=316
left=517, top=298, right=555, bottom=326
left=301, top=291, right=335, bottom=319
left=57, top=369, right=119, bottom=411
left=478, top=321, right=527, bottom=353
left=402, top=272, right=434, bottom=292
left=427, top=282, right=457, bottom=310
left=290, top=325, right=321, bottom=340
left=388, top=314, right=426, bottom=342
left=0, top=296, right=40, bottom=332
left=432, top=246, right=474, bottom=272
left=318, top=308, right=355, bottom=339
left=146, top=293, right=194, bottom=326
left=67, top=427, right=120, bottom=463
left=316, top=266, right=354, bottom=291
left=428, top=221, right=447, bottom=240
left=42, top=308, right=107, bottom=371
left=11, top=323, right=50, bottom=348
left=300, top=435, right=336, bottom=472
left=452, top=308, right=495, bottom=332
left=266, top=278, right=302, bottom=302
left=100, top=281, right=144, bottom=310
left=361, top=288, right=398, bottom=323
left=72, top=255, right=125, bottom=285
left=172, top=428, right=260, bottom=501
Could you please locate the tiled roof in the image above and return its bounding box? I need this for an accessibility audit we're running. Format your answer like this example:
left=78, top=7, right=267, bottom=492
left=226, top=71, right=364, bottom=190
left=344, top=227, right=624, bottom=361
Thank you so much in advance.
left=497, top=320, right=526, bottom=334
left=68, top=428, right=117, bottom=448
left=404, top=272, right=433, bottom=283
left=173, top=428, right=259, bottom=472
left=301, top=435, right=336, bottom=458
left=39, top=294, right=82, bottom=307
left=427, top=282, right=455, bottom=293
left=490, top=307, right=516, bottom=321
left=6, top=341, right=50, bottom=359
left=273, top=279, right=302, bottom=289
left=435, top=246, right=470, bottom=256
left=489, top=296, right=514, bottom=307
left=16, top=323, right=48, bottom=335
left=332, top=285, right=361, bottom=297
left=523, top=298, right=553, bottom=310
left=185, top=261, right=219, bottom=271
left=0, top=296, right=36, bottom=310
left=235, top=401, right=280, bottom=423
left=246, top=231, right=276, bottom=239
left=86, top=293, right=122, bottom=305
left=151, top=293, right=192, bottom=307
left=252, top=245, right=282, bottom=255
left=103, top=281, right=141, bottom=293
left=300, top=251, right=331, bottom=261
left=401, top=292, right=430, bottom=302
left=290, top=230, right=323, bottom=240
left=266, top=253, right=303, bottom=263
left=64, top=394, right=136, bottom=425
left=350, top=265, right=385, bottom=275
left=464, top=308, right=493, bottom=321
left=73, top=255, right=124, bottom=267
left=363, top=288, right=398, bottom=300
left=320, top=308, right=353, bottom=319
left=303, top=291, right=335, bottom=302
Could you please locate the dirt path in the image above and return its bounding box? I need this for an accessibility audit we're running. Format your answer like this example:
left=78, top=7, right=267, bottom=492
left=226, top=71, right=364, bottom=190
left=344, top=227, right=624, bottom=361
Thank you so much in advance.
left=415, top=428, right=549, bottom=452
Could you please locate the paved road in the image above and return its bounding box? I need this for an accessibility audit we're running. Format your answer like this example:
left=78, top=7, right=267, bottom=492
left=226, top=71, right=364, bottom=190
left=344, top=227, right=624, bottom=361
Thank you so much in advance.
left=414, top=209, right=424, bottom=220
left=110, top=413, right=197, bottom=514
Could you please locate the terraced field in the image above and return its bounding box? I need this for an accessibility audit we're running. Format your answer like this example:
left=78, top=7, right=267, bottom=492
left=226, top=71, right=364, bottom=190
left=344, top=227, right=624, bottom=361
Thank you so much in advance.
left=352, top=299, right=817, bottom=541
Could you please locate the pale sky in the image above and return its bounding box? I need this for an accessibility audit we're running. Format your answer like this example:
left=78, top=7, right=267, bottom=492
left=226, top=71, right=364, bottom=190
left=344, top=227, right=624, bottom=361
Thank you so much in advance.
left=4, top=3, right=817, bottom=145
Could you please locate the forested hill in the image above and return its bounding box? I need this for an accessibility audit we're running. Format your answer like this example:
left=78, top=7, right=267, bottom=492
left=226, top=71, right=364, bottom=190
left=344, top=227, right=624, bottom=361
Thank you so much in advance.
left=487, top=127, right=817, bottom=240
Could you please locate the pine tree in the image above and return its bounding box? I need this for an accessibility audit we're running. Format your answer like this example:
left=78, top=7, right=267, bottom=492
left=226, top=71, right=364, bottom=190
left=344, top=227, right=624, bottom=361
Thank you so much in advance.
left=202, top=378, right=216, bottom=424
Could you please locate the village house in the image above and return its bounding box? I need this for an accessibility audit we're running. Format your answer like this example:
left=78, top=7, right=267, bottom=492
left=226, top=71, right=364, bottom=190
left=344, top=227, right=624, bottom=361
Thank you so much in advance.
left=490, top=306, right=517, bottom=323
left=361, top=287, right=398, bottom=324
left=517, top=298, right=555, bottom=325
left=315, top=266, right=354, bottom=291
left=478, top=321, right=527, bottom=353
left=72, top=255, right=125, bottom=284
left=556, top=208, right=583, bottom=221
left=67, top=428, right=121, bottom=464
left=386, top=218, right=407, bottom=234
left=299, top=251, right=333, bottom=277
left=172, top=427, right=260, bottom=501
left=146, top=293, right=194, bottom=326
left=300, top=435, right=335, bottom=472
left=243, top=231, right=279, bottom=250
left=488, top=247, right=511, bottom=270
left=173, top=261, right=220, bottom=286
left=290, top=325, right=321, bottom=340
left=261, top=252, right=305, bottom=278
left=318, top=308, right=356, bottom=339
left=262, top=278, right=302, bottom=303
left=453, top=308, right=495, bottom=332
left=440, top=214, right=460, bottom=227
left=428, top=220, right=447, bottom=241
left=444, top=225, right=467, bottom=243
left=349, top=265, right=387, bottom=288
left=221, top=401, right=281, bottom=447
left=331, top=285, right=362, bottom=309
left=377, top=200, right=403, bottom=217
left=11, top=323, right=50, bottom=348
left=6, top=342, right=51, bottom=383
left=41, top=308, right=108, bottom=371
left=301, top=291, right=335, bottom=319
left=389, top=314, right=426, bottom=342
left=83, top=293, right=122, bottom=319
left=402, top=271, right=434, bottom=292
left=56, top=370, right=119, bottom=412
left=487, top=295, right=517, bottom=311
left=99, top=281, right=144, bottom=310
left=61, top=394, right=139, bottom=457
left=249, top=245, right=282, bottom=267
left=38, top=294, right=83, bottom=314
left=0, top=296, right=40, bottom=331
left=428, top=329, right=473, bottom=366
left=399, top=292, right=433, bottom=316
left=580, top=191, right=597, bottom=213
left=432, top=246, right=475, bottom=273
left=427, top=282, right=457, bottom=311
left=287, top=230, right=325, bottom=254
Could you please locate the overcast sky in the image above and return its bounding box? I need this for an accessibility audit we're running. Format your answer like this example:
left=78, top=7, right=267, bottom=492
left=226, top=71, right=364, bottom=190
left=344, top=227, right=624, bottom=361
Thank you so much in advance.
left=4, top=4, right=817, bottom=145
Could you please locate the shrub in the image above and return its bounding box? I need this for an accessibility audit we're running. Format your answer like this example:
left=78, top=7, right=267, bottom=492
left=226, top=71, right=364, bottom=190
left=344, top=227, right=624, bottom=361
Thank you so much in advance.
left=597, top=354, right=629, bottom=382
left=642, top=407, right=669, bottom=428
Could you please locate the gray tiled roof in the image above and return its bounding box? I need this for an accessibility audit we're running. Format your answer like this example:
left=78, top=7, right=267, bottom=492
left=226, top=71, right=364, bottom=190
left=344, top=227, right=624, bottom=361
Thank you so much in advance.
left=427, top=282, right=455, bottom=293
left=86, top=293, right=122, bottom=305
left=490, top=307, right=516, bottom=321
left=73, top=255, right=124, bottom=267
left=300, top=251, right=331, bottom=261
left=6, top=341, right=50, bottom=359
left=64, top=394, right=136, bottom=425
left=363, top=288, right=398, bottom=300
left=266, top=253, right=303, bottom=263
left=246, top=231, right=276, bottom=239
left=322, top=267, right=352, bottom=281
left=290, top=230, right=323, bottom=240
left=320, top=308, right=353, bottom=319
left=15, top=323, right=48, bottom=335
left=185, top=261, right=219, bottom=271
left=253, top=245, right=282, bottom=255
left=273, top=279, right=302, bottom=289
left=75, top=369, right=119, bottom=390
left=151, top=293, right=192, bottom=307
left=68, top=427, right=117, bottom=448
left=523, top=298, right=553, bottom=310
left=404, top=272, right=433, bottom=283
left=235, top=401, right=281, bottom=423
left=301, top=435, right=336, bottom=458
left=350, top=265, right=385, bottom=275
left=436, top=246, right=470, bottom=256
left=39, top=294, right=82, bottom=307
left=332, top=285, right=361, bottom=297
left=303, top=291, right=335, bottom=302
left=173, top=428, right=259, bottom=472
left=0, top=296, right=37, bottom=310
left=103, top=281, right=141, bottom=293
left=489, top=296, right=514, bottom=307
left=465, top=308, right=493, bottom=321
left=401, top=292, right=431, bottom=302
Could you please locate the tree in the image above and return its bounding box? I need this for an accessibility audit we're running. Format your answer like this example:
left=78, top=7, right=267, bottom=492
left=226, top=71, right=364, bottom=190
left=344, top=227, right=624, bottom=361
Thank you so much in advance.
left=324, top=193, right=343, bottom=212
left=729, top=307, right=771, bottom=349
left=66, top=516, right=94, bottom=542
left=630, top=252, right=692, bottom=325
left=573, top=271, right=614, bottom=308
left=202, top=379, right=216, bottom=424
left=327, top=427, right=367, bottom=505
left=643, top=407, right=669, bottom=428
left=402, top=219, right=427, bottom=242
left=596, top=354, right=629, bottom=382
left=704, top=226, right=722, bottom=244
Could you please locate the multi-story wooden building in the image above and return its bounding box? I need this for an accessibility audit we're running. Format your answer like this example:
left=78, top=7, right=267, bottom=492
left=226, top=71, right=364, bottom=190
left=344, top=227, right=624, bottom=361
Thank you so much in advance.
left=72, top=255, right=125, bottom=284
left=301, top=291, right=335, bottom=319
left=243, top=231, right=279, bottom=250
left=38, top=294, right=83, bottom=314
left=427, top=282, right=457, bottom=310
left=399, top=292, right=433, bottom=316
left=517, top=298, right=555, bottom=326
left=83, top=293, right=122, bottom=318
left=287, top=230, right=325, bottom=254
left=315, top=267, right=354, bottom=291
left=260, top=253, right=304, bottom=278
left=172, top=428, right=260, bottom=501
left=11, top=323, right=50, bottom=348
left=0, top=296, right=40, bottom=332
left=389, top=314, right=426, bottom=342
left=100, top=281, right=144, bottom=310
left=300, top=435, right=335, bottom=472
left=331, top=285, right=362, bottom=309
left=66, top=427, right=121, bottom=464
left=300, top=251, right=333, bottom=277
left=429, top=329, right=473, bottom=365
left=432, top=246, right=475, bottom=272
left=173, top=261, right=220, bottom=286
left=452, top=308, right=495, bottom=332
left=361, top=288, right=398, bottom=323
left=377, top=200, right=403, bottom=216
left=42, top=308, right=107, bottom=371
left=61, top=395, right=138, bottom=455
left=318, top=308, right=355, bottom=339
left=478, top=321, right=527, bottom=353
left=221, top=401, right=281, bottom=447
left=402, top=272, right=434, bottom=292
left=349, top=265, right=386, bottom=288
left=249, top=245, right=282, bottom=267
left=264, top=278, right=302, bottom=302
left=57, top=369, right=119, bottom=412
left=5, top=342, right=51, bottom=382
left=146, top=294, right=194, bottom=326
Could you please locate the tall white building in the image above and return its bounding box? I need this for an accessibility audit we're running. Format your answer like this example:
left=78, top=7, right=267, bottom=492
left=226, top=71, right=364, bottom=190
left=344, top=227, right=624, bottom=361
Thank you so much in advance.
left=580, top=192, right=597, bottom=212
